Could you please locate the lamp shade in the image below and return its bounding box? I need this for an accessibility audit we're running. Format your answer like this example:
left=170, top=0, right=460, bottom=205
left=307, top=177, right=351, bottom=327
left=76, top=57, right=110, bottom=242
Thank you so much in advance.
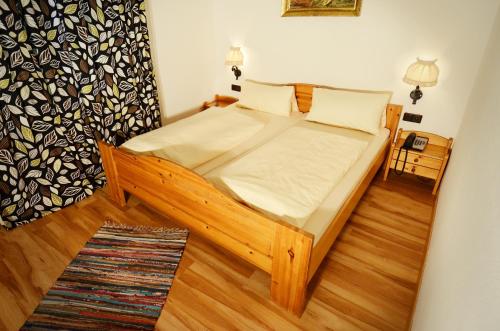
left=403, top=58, right=439, bottom=87
left=225, top=47, right=244, bottom=66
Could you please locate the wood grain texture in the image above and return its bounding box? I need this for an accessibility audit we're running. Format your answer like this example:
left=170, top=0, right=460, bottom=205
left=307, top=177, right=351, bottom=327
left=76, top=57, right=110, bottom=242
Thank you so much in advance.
left=114, top=149, right=276, bottom=273
left=0, top=172, right=435, bottom=331
left=271, top=225, right=313, bottom=315
left=386, top=105, right=403, bottom=143
left=201, top=95, right=238, bottom=110
left=98, top=140, right=126, bottom=207
left=383, top=129, right=453, bottom=195
left=99, top=86, right=402, bottom=314
left=391, top=151, right=443, bottom=170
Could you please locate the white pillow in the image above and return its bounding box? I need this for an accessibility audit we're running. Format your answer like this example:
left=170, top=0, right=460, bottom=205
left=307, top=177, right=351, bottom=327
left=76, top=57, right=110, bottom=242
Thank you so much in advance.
left=306, top=88, right=391, bottom=134
left=237, top=80, right=295, bottom=116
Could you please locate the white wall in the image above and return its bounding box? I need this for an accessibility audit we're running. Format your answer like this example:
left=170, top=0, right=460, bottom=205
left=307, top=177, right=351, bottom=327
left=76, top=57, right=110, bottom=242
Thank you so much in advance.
left=212, top=0, right=499, bottom=137
left=412, top=6, right=500, bottom=331
left=146, top=0, right=216, bottom=122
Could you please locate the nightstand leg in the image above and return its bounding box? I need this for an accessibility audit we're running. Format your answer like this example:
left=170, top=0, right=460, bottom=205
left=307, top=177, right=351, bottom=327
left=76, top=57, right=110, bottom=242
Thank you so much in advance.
left=432, top=184, right=438, bottom=195
left=432, top=176, right=442, bottom=195
left=432, top=155, right=449, bottom=195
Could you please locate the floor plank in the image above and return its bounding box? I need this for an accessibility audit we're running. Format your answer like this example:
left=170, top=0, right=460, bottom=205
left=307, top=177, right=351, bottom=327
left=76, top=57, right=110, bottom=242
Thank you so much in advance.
left=0, top=172, right=435, bottom=330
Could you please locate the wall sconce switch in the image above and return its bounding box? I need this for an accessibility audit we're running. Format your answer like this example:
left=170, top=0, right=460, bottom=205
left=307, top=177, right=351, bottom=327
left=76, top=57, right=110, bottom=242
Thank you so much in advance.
left=403, top=112, right=423, bottom=123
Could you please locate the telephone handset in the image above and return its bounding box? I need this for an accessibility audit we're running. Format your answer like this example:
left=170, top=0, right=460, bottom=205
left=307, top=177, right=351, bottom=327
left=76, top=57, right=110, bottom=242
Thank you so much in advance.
left=403, top=132, right=417, bottom=149
left=394, top=133, right=429, bottom=175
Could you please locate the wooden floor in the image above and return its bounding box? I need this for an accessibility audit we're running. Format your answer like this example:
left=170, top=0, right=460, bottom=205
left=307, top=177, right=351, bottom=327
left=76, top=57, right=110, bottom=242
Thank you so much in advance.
left=0, top=172, right=435, bottom=331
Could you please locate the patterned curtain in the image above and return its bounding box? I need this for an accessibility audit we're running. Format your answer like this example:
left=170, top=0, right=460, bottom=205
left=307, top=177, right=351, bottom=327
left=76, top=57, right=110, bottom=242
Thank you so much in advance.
left=0, top=0, right=161, bottom=229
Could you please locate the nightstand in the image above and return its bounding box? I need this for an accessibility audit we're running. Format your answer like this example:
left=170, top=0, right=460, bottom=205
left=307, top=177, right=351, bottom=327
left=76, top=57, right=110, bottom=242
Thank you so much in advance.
left=201, top=95, right=238, bottom=110
left=383, top=129, right=453, bottom=195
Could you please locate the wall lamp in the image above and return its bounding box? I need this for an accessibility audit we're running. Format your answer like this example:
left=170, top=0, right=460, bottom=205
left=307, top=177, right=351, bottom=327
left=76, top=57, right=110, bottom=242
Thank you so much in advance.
left=403, top=58, right=440, bottom=104
left=225, top=47, right=244, bottom=80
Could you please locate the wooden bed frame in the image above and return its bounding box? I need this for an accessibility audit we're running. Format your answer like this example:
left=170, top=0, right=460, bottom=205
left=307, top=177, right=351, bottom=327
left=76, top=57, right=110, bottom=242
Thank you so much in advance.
left=98, top=83, right=402, bottom=316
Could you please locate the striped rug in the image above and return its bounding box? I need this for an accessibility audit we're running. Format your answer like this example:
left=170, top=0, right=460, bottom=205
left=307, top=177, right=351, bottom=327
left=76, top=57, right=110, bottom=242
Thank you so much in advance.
left=22, top=222, right=189, bottom=330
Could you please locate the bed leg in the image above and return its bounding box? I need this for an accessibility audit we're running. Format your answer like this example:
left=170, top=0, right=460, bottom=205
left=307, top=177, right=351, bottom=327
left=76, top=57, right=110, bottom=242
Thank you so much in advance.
left=98, top=141, right=127, bottom=208
left=271, top=224, right=313, bottom=316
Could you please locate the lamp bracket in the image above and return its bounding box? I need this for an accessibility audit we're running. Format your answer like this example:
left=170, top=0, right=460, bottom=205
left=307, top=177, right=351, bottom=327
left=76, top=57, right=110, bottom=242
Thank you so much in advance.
left=231, top=65, right=242, bottom=80
left=410, top=85, right=423, bottom=105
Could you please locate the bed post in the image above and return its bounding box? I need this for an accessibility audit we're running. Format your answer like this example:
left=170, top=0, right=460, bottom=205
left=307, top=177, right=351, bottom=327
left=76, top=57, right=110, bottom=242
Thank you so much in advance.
left=271, top=223, right=313, bottom=315
left=98, top=141, right=127, bottom=208
left=386, top=104, right=403, bottom=143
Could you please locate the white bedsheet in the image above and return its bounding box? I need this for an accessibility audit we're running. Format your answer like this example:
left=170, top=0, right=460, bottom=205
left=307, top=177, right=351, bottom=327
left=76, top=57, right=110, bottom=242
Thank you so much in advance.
left=194, top=110, right=304, bottom=175
left=121, top=106, right=268, bottom=169
left=303, top=127, right=389, bottom=245
left=206, top=122, right=373, bottom=228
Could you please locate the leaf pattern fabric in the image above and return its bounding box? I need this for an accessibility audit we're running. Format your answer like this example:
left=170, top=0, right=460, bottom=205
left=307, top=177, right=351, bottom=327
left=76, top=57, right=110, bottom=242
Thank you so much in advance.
left=0, top=0, right=161, bottom=229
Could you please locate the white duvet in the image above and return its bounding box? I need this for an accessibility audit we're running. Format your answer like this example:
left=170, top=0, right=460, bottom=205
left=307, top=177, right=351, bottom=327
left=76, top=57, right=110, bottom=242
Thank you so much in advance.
left=209, top=126, right=370, bottom=227
left=121, top=107, right=266, bottom=169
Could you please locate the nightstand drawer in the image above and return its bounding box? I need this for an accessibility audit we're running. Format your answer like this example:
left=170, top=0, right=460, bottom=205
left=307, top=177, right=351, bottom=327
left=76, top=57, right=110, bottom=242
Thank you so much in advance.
left=392, top=150, right=442, bottom=170
left=390, top=159, right=439, bottom=179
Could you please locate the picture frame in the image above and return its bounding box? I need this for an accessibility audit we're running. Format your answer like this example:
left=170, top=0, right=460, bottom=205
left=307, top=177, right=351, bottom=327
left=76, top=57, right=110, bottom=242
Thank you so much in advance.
left=282, top=0, right=363, bottom=17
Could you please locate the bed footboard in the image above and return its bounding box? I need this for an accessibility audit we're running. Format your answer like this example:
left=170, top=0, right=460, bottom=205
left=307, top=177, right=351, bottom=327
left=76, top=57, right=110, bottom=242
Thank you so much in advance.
left=100, top=142, right=278, bottom=271
left=98, top=141, right=314, bottom=315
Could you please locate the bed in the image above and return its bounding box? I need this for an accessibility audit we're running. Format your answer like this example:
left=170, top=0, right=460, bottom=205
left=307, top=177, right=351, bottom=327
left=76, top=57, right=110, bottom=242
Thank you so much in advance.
left=98, top=83, right=402, bottom=315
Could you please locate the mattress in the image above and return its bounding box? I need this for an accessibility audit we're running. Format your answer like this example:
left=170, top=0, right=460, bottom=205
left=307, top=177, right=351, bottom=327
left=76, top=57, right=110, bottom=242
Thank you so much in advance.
left=205, top=122, right=389, bottom=245
left=121, top=105, right=302, bottom=169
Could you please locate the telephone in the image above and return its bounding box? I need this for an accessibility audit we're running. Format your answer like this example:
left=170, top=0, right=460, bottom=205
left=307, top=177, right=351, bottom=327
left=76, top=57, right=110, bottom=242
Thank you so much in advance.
left=402, top=133, right=429, bottom=151
left=394, top=133, right=429, bottom=175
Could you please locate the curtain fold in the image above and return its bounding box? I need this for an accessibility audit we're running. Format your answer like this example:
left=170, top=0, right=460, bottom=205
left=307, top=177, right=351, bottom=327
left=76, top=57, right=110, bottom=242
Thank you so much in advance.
left=0, top=0, right=161, bottom=228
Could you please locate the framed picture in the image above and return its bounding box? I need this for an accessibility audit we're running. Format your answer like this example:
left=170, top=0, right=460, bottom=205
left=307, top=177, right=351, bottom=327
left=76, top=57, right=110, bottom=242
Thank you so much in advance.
left=282, top=0, right=363, bottom=17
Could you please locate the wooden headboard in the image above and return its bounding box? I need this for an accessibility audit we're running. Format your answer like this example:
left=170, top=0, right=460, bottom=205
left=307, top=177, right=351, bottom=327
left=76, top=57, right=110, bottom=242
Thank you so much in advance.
left=291, top=83, right=402, bottom=142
